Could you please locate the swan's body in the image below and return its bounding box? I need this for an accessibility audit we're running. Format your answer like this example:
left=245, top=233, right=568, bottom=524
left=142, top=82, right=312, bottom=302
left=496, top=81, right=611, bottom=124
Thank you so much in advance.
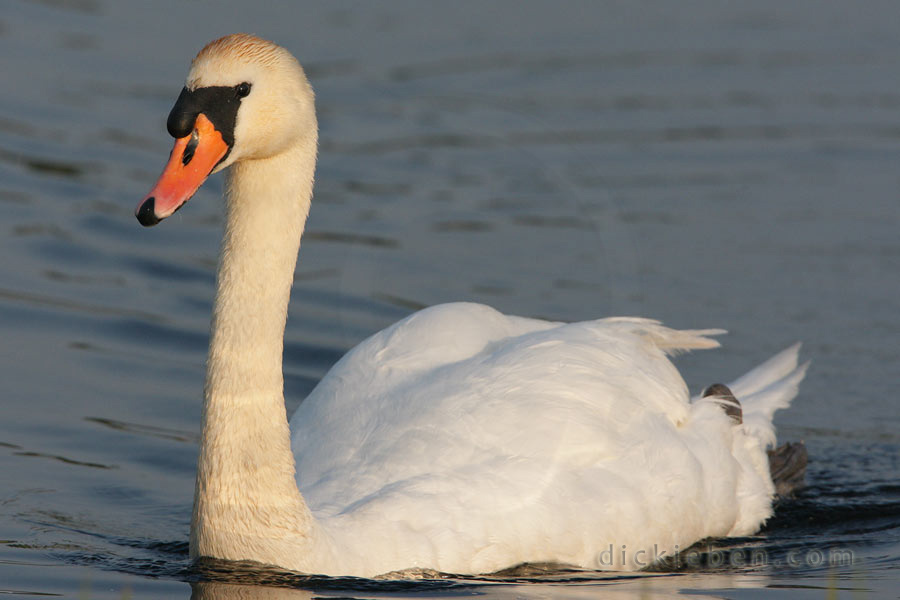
left=137, top=34, right=807, bottom=578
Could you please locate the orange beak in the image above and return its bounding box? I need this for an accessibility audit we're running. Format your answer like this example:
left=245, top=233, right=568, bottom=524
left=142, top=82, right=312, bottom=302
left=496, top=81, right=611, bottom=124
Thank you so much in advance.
left=135, top=113, right=229, bottom=226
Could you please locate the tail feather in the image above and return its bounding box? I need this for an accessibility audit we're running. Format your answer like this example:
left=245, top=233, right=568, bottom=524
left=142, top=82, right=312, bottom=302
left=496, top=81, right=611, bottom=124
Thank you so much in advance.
left=729, top=342, right=803, bottom=400
left=726, top=343, right=809, bottom=449
left=602, top=317, right=727, bottom=355
left=741, top=360, right=809, bottom=423
left=730, top=344, right=808, bottom=424
left=691, top=343, right=808, bottom=450
left=652, top=327, right=727, bottom=356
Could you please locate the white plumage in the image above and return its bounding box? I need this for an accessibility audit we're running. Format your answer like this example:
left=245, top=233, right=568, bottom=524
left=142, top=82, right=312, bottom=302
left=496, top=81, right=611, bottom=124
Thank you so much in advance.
left=140, top=34, right=807, bottom=578
left=291, top=303, right=806, bottom=575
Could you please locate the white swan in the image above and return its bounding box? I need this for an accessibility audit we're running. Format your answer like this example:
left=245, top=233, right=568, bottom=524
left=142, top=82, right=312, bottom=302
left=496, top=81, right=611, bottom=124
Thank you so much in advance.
left=135, top=34, right=808, bottom=578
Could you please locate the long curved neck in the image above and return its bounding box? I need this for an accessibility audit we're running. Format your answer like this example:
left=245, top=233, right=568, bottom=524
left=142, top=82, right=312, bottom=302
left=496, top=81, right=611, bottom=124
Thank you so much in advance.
left=191, top=138, right=325, bottom=567
left=208, top=145, right=314, bottom=395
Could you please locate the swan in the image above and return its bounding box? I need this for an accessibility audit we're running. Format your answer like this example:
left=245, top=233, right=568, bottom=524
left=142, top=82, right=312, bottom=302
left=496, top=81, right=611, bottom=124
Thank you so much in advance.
left=135, top=34, right=808, bottom=577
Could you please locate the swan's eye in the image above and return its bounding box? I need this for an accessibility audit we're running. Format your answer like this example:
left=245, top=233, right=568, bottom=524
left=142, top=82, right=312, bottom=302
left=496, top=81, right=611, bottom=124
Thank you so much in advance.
left=235, top=82, right=251, bottom=98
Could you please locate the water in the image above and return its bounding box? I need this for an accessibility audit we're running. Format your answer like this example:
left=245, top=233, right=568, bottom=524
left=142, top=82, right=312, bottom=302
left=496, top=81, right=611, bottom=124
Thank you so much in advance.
left=1, top=1, right=898, bottom=597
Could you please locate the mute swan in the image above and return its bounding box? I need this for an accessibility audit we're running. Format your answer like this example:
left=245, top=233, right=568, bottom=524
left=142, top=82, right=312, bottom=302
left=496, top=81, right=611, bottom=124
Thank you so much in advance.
left=135, top=34, right=808, bottom=577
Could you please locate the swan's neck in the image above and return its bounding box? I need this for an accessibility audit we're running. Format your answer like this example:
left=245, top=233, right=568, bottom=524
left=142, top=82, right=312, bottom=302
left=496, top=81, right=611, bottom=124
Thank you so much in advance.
left=190, top=140, right=327, bottom=568
left=207, top=146, right=314, bottom=398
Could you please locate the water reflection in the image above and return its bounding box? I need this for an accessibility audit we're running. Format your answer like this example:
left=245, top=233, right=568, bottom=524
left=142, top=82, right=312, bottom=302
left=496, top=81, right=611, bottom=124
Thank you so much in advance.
left=191, top=582, right=317, bottom=600
left=0, top=146, right=86, bottom=178
left=304, top=230, right=399, bottom=249
left=86, top=416, right=197, bottom=443
left=14, top=449, right=114, bottom=469
left=186, top=569, right=869, bottom=600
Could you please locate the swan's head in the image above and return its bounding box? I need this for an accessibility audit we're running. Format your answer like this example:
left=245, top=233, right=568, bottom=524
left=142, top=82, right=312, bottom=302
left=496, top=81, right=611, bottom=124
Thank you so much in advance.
left=136, top=34, right=316, bottom=226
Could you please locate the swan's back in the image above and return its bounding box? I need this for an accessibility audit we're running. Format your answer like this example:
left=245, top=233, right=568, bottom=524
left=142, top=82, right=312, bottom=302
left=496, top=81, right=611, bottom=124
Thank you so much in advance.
left=289, top=302, right=765, bottom=574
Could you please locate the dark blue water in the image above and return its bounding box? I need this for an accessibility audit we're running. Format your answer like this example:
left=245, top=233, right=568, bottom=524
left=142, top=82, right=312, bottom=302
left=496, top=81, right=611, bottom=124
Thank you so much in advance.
left=1, top=1, right=898, bottom=598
